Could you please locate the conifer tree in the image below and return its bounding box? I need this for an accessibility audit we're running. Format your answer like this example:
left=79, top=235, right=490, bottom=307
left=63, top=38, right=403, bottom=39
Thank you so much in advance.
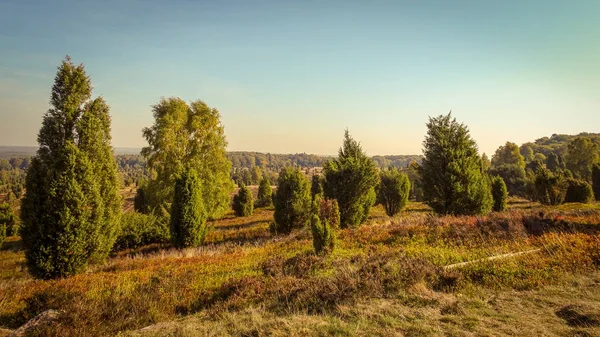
left=593, top=163, right=600, bottom=201
left=491, top=176, right=508, bottom=212
left=21, top=57, right=121, bottom=279
left=323, top=130, right=379, bottom=228
left=255, top=178, right=273, bottom=208
left=311, top=174, right=324, bottom=199
left=377, top=169, right=411, bottom=217
left=311, top=195, right=340, bottom=255
left=170, top=169, right=207, bottom=248
left=233, top=183, right=254, bottom=216
left=418, top=113, right=492, bottom=215
left=273, top=167, right=311, bottom=234
left=142, top=98, right=234, bottom=220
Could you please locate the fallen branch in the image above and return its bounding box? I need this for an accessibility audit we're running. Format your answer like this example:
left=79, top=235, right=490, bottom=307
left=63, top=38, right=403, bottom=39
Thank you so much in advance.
left=444, top=249, right=541, bottom=269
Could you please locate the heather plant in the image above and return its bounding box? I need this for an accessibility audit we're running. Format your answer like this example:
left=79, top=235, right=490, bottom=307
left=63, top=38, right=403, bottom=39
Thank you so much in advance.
left=272, top=167, right=311, bottom=234
left=377, top=169, right=410, bottom=217
left=418, top=113, right=492, bottom=215
left=20, top=57, right=121, bottom=279
left=310, top=196, right=340, bottom=255
left=255, top=178, right=273, bottom=208
left=323, top=130, right=378, bottom=227
left=233, top=183, right=254, bottom=216
left=170, top=169, right=208, bottom=248
left=490, top=176, right=508, bottom=212
left=564, top=178, right=593, bottom=204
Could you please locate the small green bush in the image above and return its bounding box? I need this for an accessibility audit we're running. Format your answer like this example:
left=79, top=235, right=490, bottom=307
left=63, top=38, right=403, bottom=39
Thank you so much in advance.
left=113, top=212, right=170, bottom=251
left=491, top=176, right=508, bottom=212
left=535, top=168, right=568, bottom=205
left=0, top=202, right=18, bottom=236
left=233, top=183, right=254, bottom=216
left=170, top=169, right=208, bottom=248
left=0, top=223, right=5, bottom=247
left=311, top=196, right=340, bottom=255
left=272, top=167, right=311, bottom=234
left=565, top=178, right=594, bottom=204
left=377, top=169, right=410, bottom=216
left=255, top=178, right=273, bottom=208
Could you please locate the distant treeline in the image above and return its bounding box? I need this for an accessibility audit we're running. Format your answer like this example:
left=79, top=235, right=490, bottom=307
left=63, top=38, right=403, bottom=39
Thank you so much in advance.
left=522, top=133, right=600, bottom=158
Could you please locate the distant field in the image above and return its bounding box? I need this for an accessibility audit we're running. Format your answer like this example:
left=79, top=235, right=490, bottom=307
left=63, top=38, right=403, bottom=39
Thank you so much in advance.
left=1, top=200, right=599, bottom=336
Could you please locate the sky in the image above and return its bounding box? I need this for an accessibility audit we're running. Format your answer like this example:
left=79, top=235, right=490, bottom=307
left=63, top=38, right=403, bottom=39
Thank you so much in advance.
left=0, top=0, right=598, bottom=156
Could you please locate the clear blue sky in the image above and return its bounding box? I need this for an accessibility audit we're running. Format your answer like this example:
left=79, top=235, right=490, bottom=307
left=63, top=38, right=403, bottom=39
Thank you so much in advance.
left=1, top=0, right=598, bottom=156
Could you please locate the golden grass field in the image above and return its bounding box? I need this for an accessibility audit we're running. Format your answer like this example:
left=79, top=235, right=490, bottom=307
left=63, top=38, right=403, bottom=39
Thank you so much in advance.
left=1, top=199, right=599, bottom=336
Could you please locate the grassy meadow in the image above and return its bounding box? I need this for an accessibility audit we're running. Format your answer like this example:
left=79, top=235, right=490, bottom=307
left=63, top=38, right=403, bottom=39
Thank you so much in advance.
left=1, top=198, right=600, bottom=336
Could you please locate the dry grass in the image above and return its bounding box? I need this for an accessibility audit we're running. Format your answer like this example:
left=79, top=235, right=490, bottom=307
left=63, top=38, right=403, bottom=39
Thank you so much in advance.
left=0, top=200, right=599, bottom=336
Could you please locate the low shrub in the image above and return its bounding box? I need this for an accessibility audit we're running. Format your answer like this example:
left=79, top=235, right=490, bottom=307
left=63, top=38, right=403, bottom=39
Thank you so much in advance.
left=233, top=184, right=254, bottom=216
left=491, top=176, right=508, bottom=212
left=113, top=212, right=170, bottom=251
left=564, top=178, right=593, bottom=204
left=310, top=197, right=340, bottom=255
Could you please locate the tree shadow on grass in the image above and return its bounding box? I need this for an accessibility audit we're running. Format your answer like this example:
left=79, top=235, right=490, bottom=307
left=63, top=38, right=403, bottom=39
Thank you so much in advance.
left=1, top=237, right=23, bottom=252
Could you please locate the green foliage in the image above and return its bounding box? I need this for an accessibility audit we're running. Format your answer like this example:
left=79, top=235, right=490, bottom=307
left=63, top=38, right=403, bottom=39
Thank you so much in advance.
left=377, top=169, right=410, bottom=217
left=491, top=142, right=525, bottom=169
left=113, top=212, right=170, bottom=250
left=20, top=57, right=121, bottom=279
left=546, top=153, right=565, bottom=172
left=490, top=176, right=508, bottom=212
left=272, top=167, right=311, bottom=234
left=170, top=169, right=208, bottom=248
left=520, top=144, right=534, bottom=162
left=0, top=202, right=17, bottom=236
left=310, top=196, right=340, bottom=255
left=488, top=164, right=526, bottom=196
left=418, top=113, right=492, bottom=215
left=255, top=178, right=273, bottom=208
left=133, top=185, right=150, bottom=214
left=534, top=168, right=568, bottom=205
left=233, top=184, right=254, bottom=217
left=0, top=222, right=4, bottom=247
left=593, top=163, right=600, bottom=201
left=564, top=179, right=593, bottom=204
left=566, top=137, right=599, bottom=181
left=310, top=174, right=324, bottom=199
left=142, top=98, right=234, bottom=220
left=323, top=130, right=379, bottom=228
left=481, top=153, right=491, bottom=171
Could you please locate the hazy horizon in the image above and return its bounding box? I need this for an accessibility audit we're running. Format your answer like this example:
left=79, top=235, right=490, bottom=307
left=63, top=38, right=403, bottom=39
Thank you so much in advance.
left=1, top=0, right=598, bottom=156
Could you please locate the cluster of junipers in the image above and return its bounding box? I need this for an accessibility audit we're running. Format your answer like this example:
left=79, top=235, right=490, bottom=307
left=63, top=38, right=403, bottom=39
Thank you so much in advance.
left=377, top=169, right=410, bottom=217
left=310, top=195, right=340, bottom=255
left=490, top=176, right=508, bottom=212
left=140, top=98, right=234, bottom=220
left=233, top=183, right=254, bottom=216
left=272, top=167, right=311, bottom=234
left=20, top=57, right=121, bottom=279
left=255, top=178, right=273, bottom=208
left=170, top=169, right=208, bottom=248
left=323, top=130, right=379, bottom=227
left=419, top=113, right=492, bottom=215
